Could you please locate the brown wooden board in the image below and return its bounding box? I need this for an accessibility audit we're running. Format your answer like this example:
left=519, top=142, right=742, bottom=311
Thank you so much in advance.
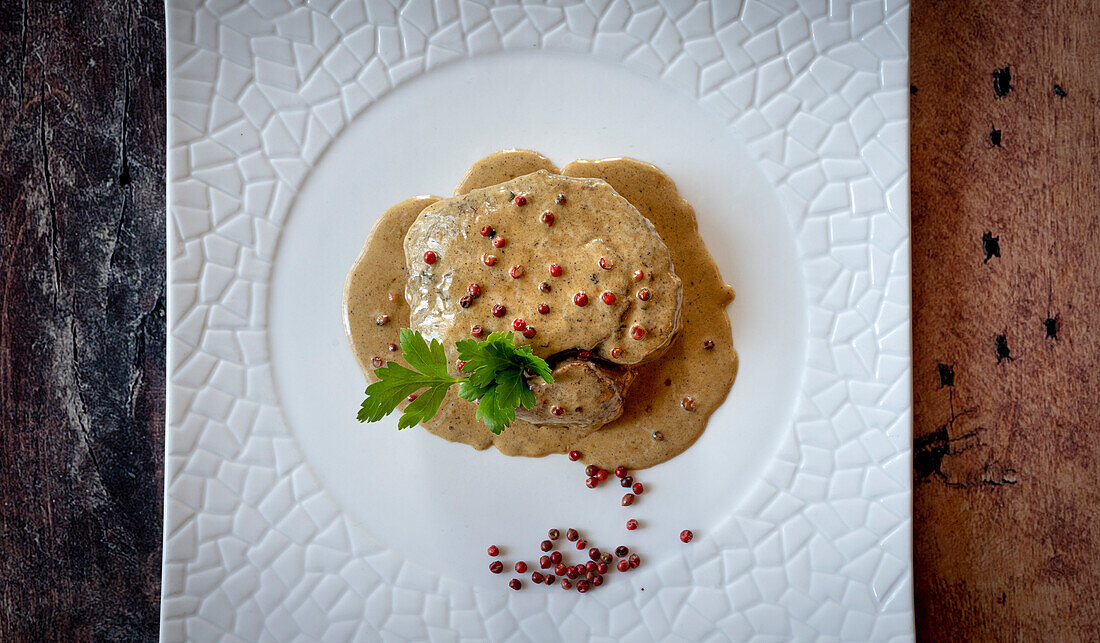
left=0, top=0, right=165, bottom=640
left=912, top=0, right=1100, bottom=639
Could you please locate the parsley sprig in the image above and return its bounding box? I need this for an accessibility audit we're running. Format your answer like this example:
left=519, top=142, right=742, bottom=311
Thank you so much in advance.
left=357, top=328, right=554, bottom=434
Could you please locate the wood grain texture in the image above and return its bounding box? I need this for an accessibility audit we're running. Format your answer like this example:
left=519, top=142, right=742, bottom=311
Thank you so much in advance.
left=912, top=0, right=1100, bottom=640
left=1, top=0, right=1096, bottom=639
left=0, top=0, right=165, bottom=640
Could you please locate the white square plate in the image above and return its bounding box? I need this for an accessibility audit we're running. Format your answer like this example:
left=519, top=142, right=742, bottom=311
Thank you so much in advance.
left=164, top=1, right=912, bottom=640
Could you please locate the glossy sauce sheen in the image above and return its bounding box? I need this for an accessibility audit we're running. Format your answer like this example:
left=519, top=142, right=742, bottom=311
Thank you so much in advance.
left=344, top=150, right=738, bottom=468
left=404, top=170, right=681, bottom=366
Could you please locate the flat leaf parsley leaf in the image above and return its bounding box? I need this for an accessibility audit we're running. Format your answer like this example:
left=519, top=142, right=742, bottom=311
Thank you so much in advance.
left=357, top=328, right=459, bottom=430
left=357, top=329, right=553, bottom=434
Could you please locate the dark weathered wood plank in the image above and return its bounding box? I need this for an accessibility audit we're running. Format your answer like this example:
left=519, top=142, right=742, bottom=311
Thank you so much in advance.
left=912, top=0, right=1100, bottom=639
left=2, top=0, right=1098, bottom=639
left=0, top=0, right=165, bottom=639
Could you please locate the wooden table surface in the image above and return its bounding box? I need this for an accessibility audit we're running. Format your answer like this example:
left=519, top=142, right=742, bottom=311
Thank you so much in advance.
left=911, top=0, right=1099, bottom=639
left=0, top=0, right=165, bottom=640
left=1, top=0, right=1097, bottom=639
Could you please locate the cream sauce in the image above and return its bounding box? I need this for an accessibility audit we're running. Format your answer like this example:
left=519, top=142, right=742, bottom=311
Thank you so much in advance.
left=344, top=152, right=737, bottom=468
left=453, top=148, right=558, bottom=196
left=404, top=170, right=682, bottom=366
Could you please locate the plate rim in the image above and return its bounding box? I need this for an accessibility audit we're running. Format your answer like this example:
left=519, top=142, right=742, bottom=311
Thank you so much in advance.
left=163, top=1, right=913, bottom=640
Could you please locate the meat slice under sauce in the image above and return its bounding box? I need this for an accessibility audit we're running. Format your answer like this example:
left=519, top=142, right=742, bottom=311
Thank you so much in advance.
left=516, top=358, right=636, bottom=428
left=344, top=151, right=737, bottom=469
left=404, top=170, right=683, bottom=371
left=453, top=148, right=558, bottom=196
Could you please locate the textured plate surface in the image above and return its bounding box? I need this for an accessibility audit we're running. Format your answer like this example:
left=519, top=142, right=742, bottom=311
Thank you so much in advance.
left=165, top=0, right=912, bottom=640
